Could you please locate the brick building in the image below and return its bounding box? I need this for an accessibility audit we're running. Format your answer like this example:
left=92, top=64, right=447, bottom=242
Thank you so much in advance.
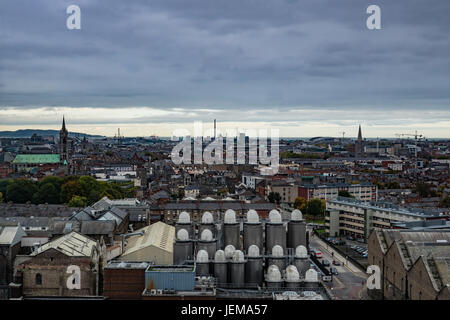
left=367, top=229, right=450, bottom=300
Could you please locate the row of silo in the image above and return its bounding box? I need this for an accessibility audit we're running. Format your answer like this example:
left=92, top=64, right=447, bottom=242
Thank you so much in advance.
left=265, top=264, right=320, bottom=289
left=174, top=208, right=306, bottom=252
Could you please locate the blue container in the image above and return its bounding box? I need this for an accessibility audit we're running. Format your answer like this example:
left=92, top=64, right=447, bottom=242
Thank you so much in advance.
left=145, top=266, right=196, bottom=291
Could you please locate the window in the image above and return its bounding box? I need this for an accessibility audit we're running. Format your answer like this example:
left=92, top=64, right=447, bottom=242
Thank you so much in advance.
left=35, top=273, right=42, bottom=285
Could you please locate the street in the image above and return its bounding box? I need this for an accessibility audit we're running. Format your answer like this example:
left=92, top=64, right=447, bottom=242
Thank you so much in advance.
left=309, top=231, right=369, bottom=300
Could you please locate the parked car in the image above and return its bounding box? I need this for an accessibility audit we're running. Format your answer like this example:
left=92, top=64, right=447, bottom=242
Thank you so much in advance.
left=351, top=245, right=358, bottom=250
left=315, top=251, right=323, bottom=258
left=332, top=260, right=341, bottom=266
left=347, top=236, right=355, bottom=241
left=362, top=253, right=368, bottom=258
left=330, top=267, right=339, bottom=275
left=322, top=259, right=330, bottom=266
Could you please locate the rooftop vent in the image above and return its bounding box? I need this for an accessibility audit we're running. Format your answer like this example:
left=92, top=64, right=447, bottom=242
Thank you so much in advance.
left=178, top=211, right=191, bottom=224
left=200, top=229, right=213, bottom=241
left=291, top=209, right=303, bottom=221
left=224, top=244, right=236, bottom=259
left=214, top=250, right=226, bottom=263
left=248, top=245, right=260, bottom=258
left=224, top=209, right=236, bottom=224
left=285, top=265, right=300, bottom=281
left=272, top=245, right=284, bottom=257
left=305, top=269, right=319, bottom=282
left=196, top=250, right=209, bottom=263
left=295, top=245, right=308, bottom=258
left=266, top=265, right=282, bottom=282
left=232, top=250, right=245, bottom=262
left=269, top=210, right=282, bottom=224
left=246, top=210, right=260, bottom=223
left=176, top=228, right=189, bottom=241
left=201, top=211, right=214, bottom=224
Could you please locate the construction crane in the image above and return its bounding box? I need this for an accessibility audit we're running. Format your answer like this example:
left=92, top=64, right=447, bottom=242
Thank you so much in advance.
left=395, top=130, right=425, bottom=168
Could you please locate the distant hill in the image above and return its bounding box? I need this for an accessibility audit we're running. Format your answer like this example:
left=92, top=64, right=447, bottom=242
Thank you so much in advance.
left=0, top=129, right=104, bottom=138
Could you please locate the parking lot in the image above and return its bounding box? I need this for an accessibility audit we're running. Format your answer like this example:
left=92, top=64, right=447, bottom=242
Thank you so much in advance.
left=323, top=236, right=369, bottom=269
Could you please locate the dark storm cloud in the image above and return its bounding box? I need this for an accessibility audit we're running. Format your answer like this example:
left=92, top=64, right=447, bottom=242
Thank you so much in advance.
left=1, top=0, right=450, bottom=116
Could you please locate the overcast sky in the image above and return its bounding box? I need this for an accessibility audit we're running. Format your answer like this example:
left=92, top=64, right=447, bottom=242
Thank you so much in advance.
left=1, top=0, right=449, bottom=137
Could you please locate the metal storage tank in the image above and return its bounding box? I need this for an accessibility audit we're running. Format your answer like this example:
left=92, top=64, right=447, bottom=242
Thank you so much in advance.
left=195, top=249, right=210, bottom=276
left=197, top=229, right=217, bottom=259
left=243, top=210, right=263, bottom=253
left=175, top=211, right=194, bottom=239
left=173, top=229, right=193, bottom=264
left=199, top=211, right=216, bottom=238
left=304, top=268, right=319, bottom=289
left=265, top=265, right=283, bottom=289
left=294, top=245, right=309, bottom=278
left=230, top=250, right=246, bottom=288
left=223, top=209, right=240, bottom=249
left=265, top=210, right=286, bottom=252
left=245, top=245, right=263, bottom=287
left=213, top=250, right=228, bottom=286
left=287, top=209, right=306, bottom=249
left=284, top=265, right=301, bottom=289
left=267, top=245, right=286, bottom=272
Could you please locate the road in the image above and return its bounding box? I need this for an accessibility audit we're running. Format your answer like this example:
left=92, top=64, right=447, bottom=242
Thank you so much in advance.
left=309, top=232, right=369, bottom=300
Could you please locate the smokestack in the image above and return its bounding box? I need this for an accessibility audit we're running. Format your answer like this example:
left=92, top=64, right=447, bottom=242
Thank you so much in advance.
left=214, top=119, right=216, bottom=139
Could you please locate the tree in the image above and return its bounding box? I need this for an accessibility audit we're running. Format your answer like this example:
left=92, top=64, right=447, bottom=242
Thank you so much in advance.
left=338, top=190, right=354, bottom=198
left=0, top=179, right=14, bottom=202
left=78, top=176, right=99, bottom=197
left=415, top=182, right=437, bottom=198
left=268, top=192, right=281, bottom=204
left=6, top=179, right=39, bottom=204
left=68, top=195, right=88, bottom=207
left=306, top=198, right=326, bottom=217
left=0, top=192, right=3, bottom=203
left=60, top=180, right=83, bottom=203
left=294, top=196, right=307, bottom=211
left=38, top=183, right=60, bottom=204
left=440, top=195, right=450, bottom=208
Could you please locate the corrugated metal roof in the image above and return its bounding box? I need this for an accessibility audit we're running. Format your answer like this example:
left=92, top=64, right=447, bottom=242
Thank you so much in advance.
left=12, top=154, right=60, bottom=164
left=121, top=222, right=174, bottom=256
left=32, top=231, right=97, bottom=257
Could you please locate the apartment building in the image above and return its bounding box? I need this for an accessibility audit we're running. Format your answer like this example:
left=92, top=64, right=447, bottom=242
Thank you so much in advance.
left=325, top=197, right=441, bottom=241
left=298, top=182, right=377, bottom=202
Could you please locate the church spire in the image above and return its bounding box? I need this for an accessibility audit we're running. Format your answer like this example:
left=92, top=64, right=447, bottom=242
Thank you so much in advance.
left=357, top=124, right=362, bottom=141
left=62, top=116, right=67, bottom=132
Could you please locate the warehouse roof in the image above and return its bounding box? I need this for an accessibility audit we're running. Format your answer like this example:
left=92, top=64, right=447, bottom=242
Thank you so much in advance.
left=32, top=231, right=97, bottom=257
left=0, top=224, right=27, bottom=246
left=12, top=154, right=60, bottom=164
left=121, top=222, right=174, bottom=257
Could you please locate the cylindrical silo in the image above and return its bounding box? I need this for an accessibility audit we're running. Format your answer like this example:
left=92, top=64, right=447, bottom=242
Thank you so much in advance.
left=199, top=211, right=216, bottom=238
left=175, top=211, right=194, bottom=239
left=265, top=265, right=283, bottom=289
left=265, top=210, right=286, bottom=252
left=267, top=245, right=286, bottom=272
left=294, top=245, right=309, bottom=278
left=197, top=229, right=217, bottom=259
left=196, top=250, right=210, bottom=276
left=173, top=229, right=193, bottom=264
left=243, top=210, right=263, bottom=253
left=304, top=268, right=319, bottom=289
left=285, top=265, right=301, bottom=289
left=287, top=209, right=306, bottom=249
left=230, top=250, right=246, bottom=288
left=224, top=244, right=236, bottom=283
left=245, top=245, right=263, bottom=287
left=223, top=209, right=240, bottom=249
left=213, top=250, right=228, bottom=286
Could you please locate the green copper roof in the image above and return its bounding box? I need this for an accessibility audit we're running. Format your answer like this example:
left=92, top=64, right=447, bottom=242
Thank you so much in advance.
left=12, top=154, right=60, bottom=164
